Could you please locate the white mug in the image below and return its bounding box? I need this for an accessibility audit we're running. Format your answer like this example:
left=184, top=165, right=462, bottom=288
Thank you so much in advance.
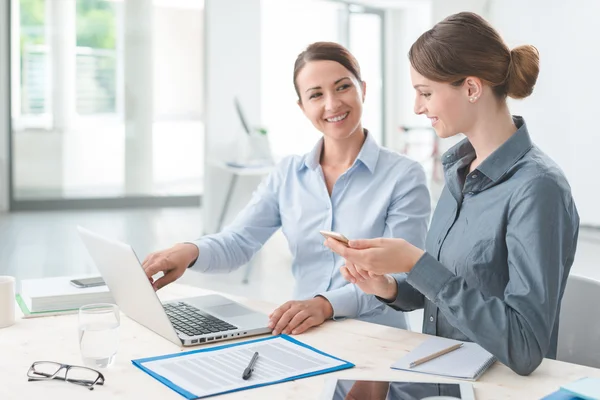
left=0, top=276, right=16, bottom=328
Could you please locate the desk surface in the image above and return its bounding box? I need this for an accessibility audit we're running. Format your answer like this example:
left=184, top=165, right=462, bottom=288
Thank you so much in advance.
left=1, top=284, right=598, bottom=399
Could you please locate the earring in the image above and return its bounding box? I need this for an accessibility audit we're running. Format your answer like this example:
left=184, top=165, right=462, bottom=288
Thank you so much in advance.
left=469, top=97, right=477, bottom=102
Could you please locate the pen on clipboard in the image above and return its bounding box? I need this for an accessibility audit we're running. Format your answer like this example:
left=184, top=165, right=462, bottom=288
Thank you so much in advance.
left=409, top=343, right=463, bottom=368
left=242, top=352, right=259, bottom=380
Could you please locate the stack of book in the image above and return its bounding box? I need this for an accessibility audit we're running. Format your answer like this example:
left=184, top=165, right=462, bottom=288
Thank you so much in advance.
left=17, top=276, right=114, bottom=318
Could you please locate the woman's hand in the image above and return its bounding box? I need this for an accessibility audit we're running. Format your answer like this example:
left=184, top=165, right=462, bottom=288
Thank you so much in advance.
left=142, top=243, right=199, bottom=290
left=340, top=261, right=398, bottom=301
left=268, top=297, right=333, bottom=335
left=325, top=237, right=424, bottom=275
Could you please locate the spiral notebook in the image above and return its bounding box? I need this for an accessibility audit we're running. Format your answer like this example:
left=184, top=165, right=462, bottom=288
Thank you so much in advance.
left=392, top=337, right=496, bottom=381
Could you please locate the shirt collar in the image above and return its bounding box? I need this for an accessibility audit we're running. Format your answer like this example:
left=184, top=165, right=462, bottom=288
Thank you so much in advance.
left=442, top=116, right=533, bottom=182
left=299, top=129, right=380, bottom=173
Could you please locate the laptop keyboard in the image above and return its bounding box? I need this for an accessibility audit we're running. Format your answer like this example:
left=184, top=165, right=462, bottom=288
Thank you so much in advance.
left=164, top=302, right=238, bottom=337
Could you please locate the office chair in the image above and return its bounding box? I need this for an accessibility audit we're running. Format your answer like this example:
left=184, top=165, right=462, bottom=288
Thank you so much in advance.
left=557, top=274, right=600, bottom=368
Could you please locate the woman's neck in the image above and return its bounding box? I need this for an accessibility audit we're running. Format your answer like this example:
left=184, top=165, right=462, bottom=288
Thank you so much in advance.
left=465, top=103, right=517, bottom=170
left=320, top=126, right=366, bottom=169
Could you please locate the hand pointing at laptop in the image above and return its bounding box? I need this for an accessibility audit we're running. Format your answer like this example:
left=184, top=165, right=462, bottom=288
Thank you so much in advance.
left=141, top=243, right=334, bottom=335
left=142, top=243, right=199, bottom=290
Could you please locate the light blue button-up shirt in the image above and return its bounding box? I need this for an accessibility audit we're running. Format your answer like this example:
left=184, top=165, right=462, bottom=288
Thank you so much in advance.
left=191, top=131, right=430, bottom=328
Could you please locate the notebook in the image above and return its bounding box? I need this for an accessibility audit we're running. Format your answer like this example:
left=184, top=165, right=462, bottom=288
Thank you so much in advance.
left=392, top=337, right=496, bottom=381
left=560, top=377, right=600, bottom=400
left=19, top=276, right=113, bottom=313
left=541, top=389, right=584, bottom=400
left=15, top=293, right=80, bottom=318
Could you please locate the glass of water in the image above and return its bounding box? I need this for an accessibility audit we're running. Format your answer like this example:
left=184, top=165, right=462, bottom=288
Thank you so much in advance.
left=78, top=303, right=120, bottom=368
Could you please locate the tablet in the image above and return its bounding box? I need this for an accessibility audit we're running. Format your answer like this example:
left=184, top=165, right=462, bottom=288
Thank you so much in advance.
left=320, top=378, right=475, bottom=400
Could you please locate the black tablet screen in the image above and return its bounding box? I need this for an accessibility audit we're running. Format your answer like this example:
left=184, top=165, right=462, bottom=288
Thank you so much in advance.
left=332, top=380, right=463, bottom=400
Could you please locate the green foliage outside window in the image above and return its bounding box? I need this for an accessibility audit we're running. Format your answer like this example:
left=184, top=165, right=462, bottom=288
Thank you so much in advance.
left=20, top=0, right=116, bottom=50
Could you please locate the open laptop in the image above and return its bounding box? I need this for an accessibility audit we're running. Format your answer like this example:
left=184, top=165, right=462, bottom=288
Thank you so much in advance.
left=77, top=226, right=271, bottom=347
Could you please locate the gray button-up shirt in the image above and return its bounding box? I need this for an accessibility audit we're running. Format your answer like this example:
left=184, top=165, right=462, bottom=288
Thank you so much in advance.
left=383, top=116, right=579, bottom=376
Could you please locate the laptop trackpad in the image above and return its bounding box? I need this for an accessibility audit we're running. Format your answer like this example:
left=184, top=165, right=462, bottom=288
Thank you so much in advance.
left=206, top=303, right=253, bottom=318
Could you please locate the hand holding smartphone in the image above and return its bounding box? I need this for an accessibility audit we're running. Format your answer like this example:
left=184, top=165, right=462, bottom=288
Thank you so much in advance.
left=319, top=230, right=349, bottom=246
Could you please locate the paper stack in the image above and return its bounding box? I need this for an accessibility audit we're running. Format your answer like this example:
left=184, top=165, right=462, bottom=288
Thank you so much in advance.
left=18, top=276, right=114, bottom=318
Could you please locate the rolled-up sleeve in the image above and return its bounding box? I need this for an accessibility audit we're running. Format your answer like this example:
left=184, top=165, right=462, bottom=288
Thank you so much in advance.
left=405, top=175, right=577, bottom=376
left=320, top=284, right=381, bottom=319
left=320, top=160, right=431, bottom=319
left=377, top=274, right=426, bottom=312
left=375, top=161, right=430, bottom=313
left=189, top=160, right=286, bottom=273
left=383, top=161, right=431, bottom=249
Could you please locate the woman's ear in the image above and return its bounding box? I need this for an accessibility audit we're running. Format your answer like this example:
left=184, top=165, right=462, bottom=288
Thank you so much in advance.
left=297, top=99, right=304, bottom=113
left=464, top=76, right=483, bottom=103
left=361, top=81, right=367, bottom=103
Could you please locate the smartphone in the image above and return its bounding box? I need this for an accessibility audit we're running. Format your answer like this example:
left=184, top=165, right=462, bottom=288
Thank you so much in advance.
left=70, top=277, right=106, bottom=288
left=319, top=230, right=349, bottom=245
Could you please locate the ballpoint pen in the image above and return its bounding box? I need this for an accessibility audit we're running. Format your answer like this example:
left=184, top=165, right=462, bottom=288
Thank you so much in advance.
left=409, top=343, right=463, bottom=368
left=242, top=352, right=259, bottom=380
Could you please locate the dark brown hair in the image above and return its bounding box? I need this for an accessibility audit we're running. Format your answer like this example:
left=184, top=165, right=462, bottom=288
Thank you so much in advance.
left=293, top=42, right=362, bottom=101
left=409, top=12, right=539, bottom=99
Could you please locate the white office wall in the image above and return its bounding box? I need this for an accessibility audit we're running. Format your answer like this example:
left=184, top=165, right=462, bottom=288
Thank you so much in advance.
left=153, top=6, right=203, bottom=119
left=383, top=4, right=432, bottom=150
left=203, top=0, right=262, bottom=233
left=431, top=0, right=485, bottom=23
left=430, top=0, right=600, bottom=226
left=260, top=0, right=343, bottom=158
left=489, top=0, right=599, bottom=226
left=0, top=0, right=9, bottom=212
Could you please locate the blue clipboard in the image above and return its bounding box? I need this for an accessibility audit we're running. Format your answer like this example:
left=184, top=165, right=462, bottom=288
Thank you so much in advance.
left=131, top=335, right=355, bottom=399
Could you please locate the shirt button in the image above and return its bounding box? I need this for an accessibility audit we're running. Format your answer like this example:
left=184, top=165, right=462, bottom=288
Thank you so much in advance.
left=326, top=204, right=330, bottom=209
left=471, top=174, right=478, bottom=179
left=429, top=316, right=434, bottom=322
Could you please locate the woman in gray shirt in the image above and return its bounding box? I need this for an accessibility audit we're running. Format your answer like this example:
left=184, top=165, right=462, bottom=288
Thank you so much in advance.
left=325, top=12, right=579, bottom=376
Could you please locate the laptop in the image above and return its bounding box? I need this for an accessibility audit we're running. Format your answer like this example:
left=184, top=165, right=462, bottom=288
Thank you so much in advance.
left=77, top=226, right=271, bottom=347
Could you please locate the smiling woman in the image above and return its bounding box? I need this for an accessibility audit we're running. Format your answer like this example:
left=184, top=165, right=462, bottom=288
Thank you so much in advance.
left=292, top=43, right=368, bottom=193
left=324, top=13, right=580, bottom=377
left=294, top=46, right=362, bottom=132
left=141, top=41, right=431, bottom=337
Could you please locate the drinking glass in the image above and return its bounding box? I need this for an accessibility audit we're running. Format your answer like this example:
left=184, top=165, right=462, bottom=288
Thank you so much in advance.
left=78, top=303, right=120, bottom=368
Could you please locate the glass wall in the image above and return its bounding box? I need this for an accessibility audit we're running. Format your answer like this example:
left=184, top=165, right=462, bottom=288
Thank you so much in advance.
left=10, top=0, right=204, bottom=206
left=260, top=0, right=344, bottom=158
left=261, top=0, right=386, bottom=158
left=348, top=8, right=384, bottom=144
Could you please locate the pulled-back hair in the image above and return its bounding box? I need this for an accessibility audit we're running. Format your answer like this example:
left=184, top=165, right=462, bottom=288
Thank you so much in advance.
left=409, top=12, right=539, bottom=99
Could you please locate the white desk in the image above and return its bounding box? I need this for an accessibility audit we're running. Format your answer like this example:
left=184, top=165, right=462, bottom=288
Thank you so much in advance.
left=1, top=284, right=599, bottom=399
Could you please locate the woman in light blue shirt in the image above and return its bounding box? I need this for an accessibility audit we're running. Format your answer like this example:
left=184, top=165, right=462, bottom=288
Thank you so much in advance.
left=143, top=42, right=430, bottom=335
